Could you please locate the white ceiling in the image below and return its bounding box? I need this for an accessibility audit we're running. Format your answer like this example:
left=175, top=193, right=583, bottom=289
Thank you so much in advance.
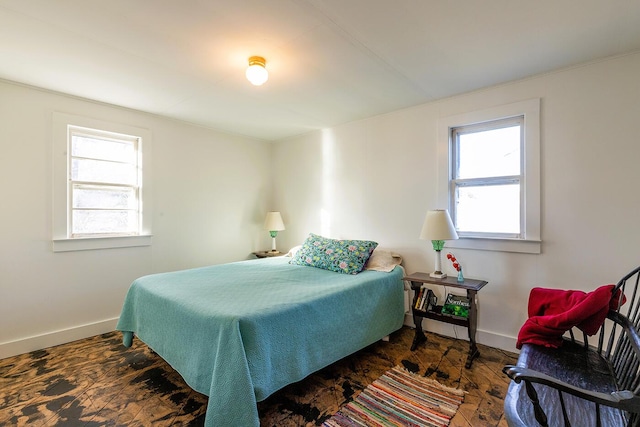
left=2, top=1, right=640, bottom=141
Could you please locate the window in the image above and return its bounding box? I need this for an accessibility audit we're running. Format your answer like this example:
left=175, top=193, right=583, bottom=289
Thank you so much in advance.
left=451, top=116, right=523, bottom=238
left=69, top=127, right=141, bottom=237
left=437, top=99, right=540, bottom=253
left=52, top=113, right=152, bottom=252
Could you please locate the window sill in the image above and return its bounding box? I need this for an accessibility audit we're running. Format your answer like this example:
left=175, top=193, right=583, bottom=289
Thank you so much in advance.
left=446, top=237, right=541, bottom=254
left=52, top=235, right=152, bottom=252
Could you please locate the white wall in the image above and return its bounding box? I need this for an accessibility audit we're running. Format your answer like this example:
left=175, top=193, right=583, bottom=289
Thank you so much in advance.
left=272, top=52, right=640, bottom=351
left=3, top=51, right=639, bottom=359
left=0, top=81, right=272, bottom=358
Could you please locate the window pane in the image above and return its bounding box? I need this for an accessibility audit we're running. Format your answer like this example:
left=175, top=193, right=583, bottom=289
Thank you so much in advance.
left=72, top=210, right=138, bottom=235
left=72, top=186, right=137, bottom=209
left=457, top=125, right=520, bottom=179
left=71, top=158, right=137, bottom=185
left=71, top=135, right=136, bottom=163
left=456, top=184, right=520, bottom=234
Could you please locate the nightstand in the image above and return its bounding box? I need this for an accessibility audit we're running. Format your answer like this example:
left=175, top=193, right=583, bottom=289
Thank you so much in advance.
left=253, top=251, right=284, bottom=258
left=403, top=272, right=487, bottom=368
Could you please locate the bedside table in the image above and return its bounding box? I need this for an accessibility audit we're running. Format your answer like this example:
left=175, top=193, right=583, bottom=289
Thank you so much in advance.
left=403, top=272, right=487, bottom=368
left=253, top=251, right=284, bottom=258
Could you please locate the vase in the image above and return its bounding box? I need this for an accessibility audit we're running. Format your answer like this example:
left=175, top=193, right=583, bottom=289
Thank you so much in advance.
left=457, top=268, right=464, bottom=283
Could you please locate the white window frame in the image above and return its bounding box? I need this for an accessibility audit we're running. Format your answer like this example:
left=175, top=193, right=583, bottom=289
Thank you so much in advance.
left=450, top=115, right=524, bottom=239
left=69, top=126, right=141, bottom=238
left=437, top=99, right=541, bottom=254
left=52, top=113, right=152, bottom=252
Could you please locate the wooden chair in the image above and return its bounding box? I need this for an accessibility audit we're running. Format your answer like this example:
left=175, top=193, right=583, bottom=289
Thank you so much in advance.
left=503, top=266, right=640, bottom=426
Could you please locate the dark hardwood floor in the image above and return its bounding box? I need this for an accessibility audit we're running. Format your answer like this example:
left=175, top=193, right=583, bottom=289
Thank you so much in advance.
left=0, top=326, right=517, bottom=426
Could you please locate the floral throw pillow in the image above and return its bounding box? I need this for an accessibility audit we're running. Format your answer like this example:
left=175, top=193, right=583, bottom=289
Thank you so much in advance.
left=290, top=233, right=378, bottom=275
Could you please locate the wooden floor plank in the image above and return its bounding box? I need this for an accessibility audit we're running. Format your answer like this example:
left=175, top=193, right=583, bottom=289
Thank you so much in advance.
left=0, top=326, right=518, bottom=426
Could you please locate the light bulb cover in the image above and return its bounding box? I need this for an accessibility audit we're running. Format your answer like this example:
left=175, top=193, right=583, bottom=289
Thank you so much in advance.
left=246, top=56, right=268, bottom=85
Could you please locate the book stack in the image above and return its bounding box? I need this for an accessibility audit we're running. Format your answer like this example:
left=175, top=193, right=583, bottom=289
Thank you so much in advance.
left=441, top=293, right=470, bottom=319
left=414, top=287, right=437, bottom=312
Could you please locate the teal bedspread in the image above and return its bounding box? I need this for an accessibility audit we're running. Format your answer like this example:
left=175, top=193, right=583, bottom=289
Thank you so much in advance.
left=116, top=257, right=404, bottom=427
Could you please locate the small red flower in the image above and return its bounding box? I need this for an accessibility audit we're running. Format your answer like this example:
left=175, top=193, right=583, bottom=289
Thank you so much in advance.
left=447, top=253, right=462, bottom=271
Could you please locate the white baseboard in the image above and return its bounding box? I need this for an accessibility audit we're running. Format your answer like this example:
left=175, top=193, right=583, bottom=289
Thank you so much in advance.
left=0, top=318, right=119, bottom=359
left=476, top=329, right=519, bottom=353
left=403, top=314, right=518, bottom=354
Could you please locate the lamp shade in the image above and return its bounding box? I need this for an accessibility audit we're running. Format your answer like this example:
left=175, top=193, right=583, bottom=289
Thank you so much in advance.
left=419, top=209, right=458, bottom=241
left=264, top=211, right=285, bottom=231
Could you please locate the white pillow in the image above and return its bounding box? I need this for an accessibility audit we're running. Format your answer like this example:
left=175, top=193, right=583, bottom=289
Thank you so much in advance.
left=365, top=248, right=403, bottom=272
left=285, top=245, right=302, bottom=257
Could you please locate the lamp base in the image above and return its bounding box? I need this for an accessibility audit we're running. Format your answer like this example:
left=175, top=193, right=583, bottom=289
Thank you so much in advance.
left=430, top=271, right=447, bottom=279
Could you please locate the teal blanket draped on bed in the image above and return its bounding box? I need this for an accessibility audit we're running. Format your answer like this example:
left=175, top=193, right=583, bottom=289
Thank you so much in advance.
left=116, top=257, right=404, bottom=427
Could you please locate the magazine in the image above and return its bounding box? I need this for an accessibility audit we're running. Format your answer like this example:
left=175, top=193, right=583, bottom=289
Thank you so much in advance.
left=441, top=293, right=470, bottom=319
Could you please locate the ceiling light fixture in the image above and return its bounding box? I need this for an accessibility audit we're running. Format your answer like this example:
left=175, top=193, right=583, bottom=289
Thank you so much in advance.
left=246, top=56, right=268, bottom=86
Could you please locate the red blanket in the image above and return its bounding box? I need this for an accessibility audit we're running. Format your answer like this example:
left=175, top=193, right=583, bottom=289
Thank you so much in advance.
left=516, top=285, right=625, bottom=349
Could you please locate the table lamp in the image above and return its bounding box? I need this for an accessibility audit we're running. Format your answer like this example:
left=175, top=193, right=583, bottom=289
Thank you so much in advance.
left=264, top=211, right=285, bottom=253
left=420, top=209, right=459, bottom=278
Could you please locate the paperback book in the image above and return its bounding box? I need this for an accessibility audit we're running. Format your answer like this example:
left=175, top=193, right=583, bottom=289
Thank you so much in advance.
left=414, top=287, right=437, bottom=312
left=441, top=293, right=470, bottom=319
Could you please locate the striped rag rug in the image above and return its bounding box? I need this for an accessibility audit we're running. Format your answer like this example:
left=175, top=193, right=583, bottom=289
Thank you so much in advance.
left=322, top=365, right=465, bottom=427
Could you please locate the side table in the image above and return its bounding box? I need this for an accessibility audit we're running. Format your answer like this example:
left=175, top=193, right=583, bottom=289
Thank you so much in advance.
left=253, top=251, right=284, bottom=258
left=403, top=272, right=487, bottom=368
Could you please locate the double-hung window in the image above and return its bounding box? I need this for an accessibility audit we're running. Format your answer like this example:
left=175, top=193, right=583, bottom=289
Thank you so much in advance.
left=438, top=99, right=540, bottom=253
left=69, top=127, right=140, bottom=237
left=52, top=113, right=152, bottom=252
left=450, top=116, right=523, bottom=238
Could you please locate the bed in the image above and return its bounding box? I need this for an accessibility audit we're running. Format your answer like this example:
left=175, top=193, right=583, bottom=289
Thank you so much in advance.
left=116, top=251, right=405, bottom=427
